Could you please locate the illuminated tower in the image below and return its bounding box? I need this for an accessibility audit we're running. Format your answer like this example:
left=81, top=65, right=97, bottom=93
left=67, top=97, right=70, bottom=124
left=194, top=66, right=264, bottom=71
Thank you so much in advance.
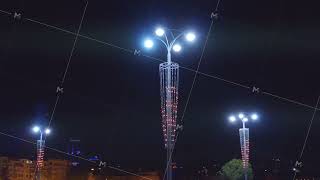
left=143, top=27, right=196, bottom=180
left=160, top=61, right=179, bottom=180
left=229, top=113, right=258, bottom=180
left=239, top=127, right=249, bottom=179
left=32, top=126, right=50, bottom=180
left=36, top=139, right=45, bottom=173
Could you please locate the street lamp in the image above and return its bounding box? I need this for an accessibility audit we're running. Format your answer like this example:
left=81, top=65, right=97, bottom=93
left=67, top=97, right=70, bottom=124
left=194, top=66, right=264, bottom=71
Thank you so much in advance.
left=32, top=126, right=51, bottom=180
left=144, top=39, right=154, bottom=48
left=228, top=113, right=259, bottom=180
left=143, top=26, right=196, bottom=180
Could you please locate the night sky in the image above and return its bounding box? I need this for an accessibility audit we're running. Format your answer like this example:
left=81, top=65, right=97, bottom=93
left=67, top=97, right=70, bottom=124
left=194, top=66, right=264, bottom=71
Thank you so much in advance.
left=0, top=0, right=320, bottom=176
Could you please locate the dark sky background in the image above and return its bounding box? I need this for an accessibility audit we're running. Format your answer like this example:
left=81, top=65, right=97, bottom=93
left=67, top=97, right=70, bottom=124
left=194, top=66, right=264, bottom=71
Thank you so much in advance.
left=0, top=0, right=320, bottom=177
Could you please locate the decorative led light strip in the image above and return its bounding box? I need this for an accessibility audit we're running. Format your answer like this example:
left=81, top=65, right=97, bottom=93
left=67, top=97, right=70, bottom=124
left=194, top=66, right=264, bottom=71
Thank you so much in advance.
left=239, top=128, right=249, bottom=170
left=37, top=140, right=45, bottom=170
left=160, top=62, right=179, bottom=148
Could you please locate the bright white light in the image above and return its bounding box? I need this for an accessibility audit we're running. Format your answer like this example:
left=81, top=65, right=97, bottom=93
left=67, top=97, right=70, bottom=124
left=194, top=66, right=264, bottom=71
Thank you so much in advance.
left=45, top=128, right=51, bottom=135
left=155, top=28, right=165, bottom=36
left=251, top=113, right=258, bottom=120
left=173, top=44, right=182, bottom=52
left=243, top=117, right=249, bottom=122
left=229, top=116, right=236, bottom=122
left=33, top=126, right=40, bottom=133
left=91, top=168, right=94, bottom=171
left=238, top=113, right=244, bottom=119
left=144, top=39, right=154, bottom=48
left=185, top=32, right=196, bottom=42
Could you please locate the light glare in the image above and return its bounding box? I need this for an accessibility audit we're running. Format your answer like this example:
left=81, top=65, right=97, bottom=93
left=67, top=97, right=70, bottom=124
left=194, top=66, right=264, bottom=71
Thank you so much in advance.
left=243, top=117, right=249, bottom=122
left=155, top=28, right=165, bottom=36
left=186, top=32, right=196, bottom=42
left=238, top=113, right=244, bottom=119
left=229, top=116, right=236, bottom=122
left=173, top=44, right=182, bottom=52
left=45, top=128, right=51, bottom=135
left=144, top=39, right=154, bottom=48
left=251, top=113, right=258, bottom=120
left=33, top=126, right=40, bottom=133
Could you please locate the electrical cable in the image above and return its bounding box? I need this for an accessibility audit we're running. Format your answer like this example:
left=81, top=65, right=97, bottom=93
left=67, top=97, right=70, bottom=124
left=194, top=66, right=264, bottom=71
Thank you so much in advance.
left=292, top=96, right=320, bottom=179
left=0, top=8, right=317, bottom=112
left=47, top=0, right=88, bottom=128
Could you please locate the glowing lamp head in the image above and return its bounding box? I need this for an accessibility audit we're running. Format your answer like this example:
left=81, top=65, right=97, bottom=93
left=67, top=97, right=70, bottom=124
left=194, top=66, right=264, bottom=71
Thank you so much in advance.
left=243, top=117, right=249, bottom=122
left=173, top=44, right=182, bottom=52
left=33, top=126, right=40, bottom=133
left=238, top=113, right=244, bottom=119
left=45, top=128, right=51, bottom=135
left=229, top=116, right=236, bottom=123
left=144, top=39, right=154, bottom=48
left=155, top=28, right=165, bottom=36
left=251, top=113, right=258, bottom=120
left=185, top=32, right=196, bottom=42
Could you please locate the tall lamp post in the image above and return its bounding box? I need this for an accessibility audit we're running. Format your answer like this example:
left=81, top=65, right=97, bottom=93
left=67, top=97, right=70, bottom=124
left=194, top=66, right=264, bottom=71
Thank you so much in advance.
left=228, top=113, right=258, bottom=180
left=32, top=126, right=51, bottom=180
left=144, top=27, right=196, bottom=180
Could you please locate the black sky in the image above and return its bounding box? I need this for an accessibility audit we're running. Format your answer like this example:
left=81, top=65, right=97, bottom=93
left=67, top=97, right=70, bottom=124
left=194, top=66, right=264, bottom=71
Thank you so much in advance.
left=0, top=0, right=320, bottom=177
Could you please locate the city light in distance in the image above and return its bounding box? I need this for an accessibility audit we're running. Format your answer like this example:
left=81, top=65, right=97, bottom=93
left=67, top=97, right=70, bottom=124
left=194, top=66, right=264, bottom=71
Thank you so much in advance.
left=185, top=32, right=196, bottom=42
left=173, top=44, right=182, bottom=52
left=155, top=28, right=165, bottom=36
left=144, top=39, right=154, bottom=48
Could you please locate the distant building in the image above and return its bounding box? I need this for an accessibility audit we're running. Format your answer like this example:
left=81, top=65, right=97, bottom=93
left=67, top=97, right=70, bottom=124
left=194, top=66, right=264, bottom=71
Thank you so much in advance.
left=7, top=159, right=34, bottom=180
left=68, top=138, right=81, bottom=167
left=42, top=159, right=70, bottom=180
left=68, top=139, right=81, bottom=156
left=87, top=171, right=161, bottom=180
left=0, top=157, right=70, bottom=180
left=0, top=157, right=9, bottom=177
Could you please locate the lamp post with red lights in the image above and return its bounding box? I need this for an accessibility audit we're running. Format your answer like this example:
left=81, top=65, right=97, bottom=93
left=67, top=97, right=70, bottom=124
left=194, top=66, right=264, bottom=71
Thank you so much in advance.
left=32, top=126, right=51, bottom=180
left=144, top=27, right=196, bottom=180
left=228, top=113, right=258, bottom=180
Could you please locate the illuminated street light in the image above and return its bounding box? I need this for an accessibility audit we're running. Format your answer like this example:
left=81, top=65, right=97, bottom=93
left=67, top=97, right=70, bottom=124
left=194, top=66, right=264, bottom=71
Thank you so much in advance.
left=243, top=117, right=249, bottom=122
left=251, top=113, right=258, bottom=120
left=144, top=39, right=154, bottom=48
left=32, top=126, right=50, bottom=180
left=238, top=113, right=244, bottom=119
left=33, top=126, right=40, bottom=133
left=142, top=26, right=196, bottom=180
left=228, top=112, right=259, bottom=180
left=229, top=115, right=236, bottom=122
left=185, top=32, right=196, bottom=42
left=155, top=28, right=165, bottom=36
left=45, top=128, right=51, bottom=135
left=173, top=44, right=182, bottom=52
